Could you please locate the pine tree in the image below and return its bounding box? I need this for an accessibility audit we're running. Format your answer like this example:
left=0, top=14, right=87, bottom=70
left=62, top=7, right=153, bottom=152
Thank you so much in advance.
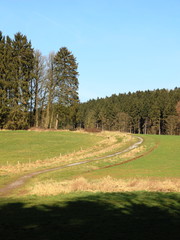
left=0, top=31, right=7, bottom=128
left=0, top=33, right=15, bottom=128
left=13, top=32, right=34, bottom=107
left=53, top=47, right=79, bottom=128
left=5, top=32, right=34, bottom=129
left=54, top=47, right=79, bottom=106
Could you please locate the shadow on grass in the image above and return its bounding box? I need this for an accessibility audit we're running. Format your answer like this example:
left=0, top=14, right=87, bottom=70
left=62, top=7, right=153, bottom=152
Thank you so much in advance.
left=0, top=192, right=179, bottom=240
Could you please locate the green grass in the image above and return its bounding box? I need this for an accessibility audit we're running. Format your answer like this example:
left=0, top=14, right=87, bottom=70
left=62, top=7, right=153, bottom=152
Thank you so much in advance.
left=0, top=133, right=179, bottom=239
left=0, top=131, right=103, bottom=166
left=30, top=134, right=180, bottom=185
left=84, top=134, right=180, bottom=179
left=25, top=135, right=141, bottom=185
left=0, top=192, right=179, bottom=240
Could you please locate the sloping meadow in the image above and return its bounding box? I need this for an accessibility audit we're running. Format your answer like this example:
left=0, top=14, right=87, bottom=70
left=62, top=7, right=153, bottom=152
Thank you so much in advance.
left=27, top=134, right=180, bottom=196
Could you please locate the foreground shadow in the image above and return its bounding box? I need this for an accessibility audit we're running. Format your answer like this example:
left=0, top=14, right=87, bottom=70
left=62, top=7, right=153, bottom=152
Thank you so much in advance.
left=0, top=192, right=179, bottom=240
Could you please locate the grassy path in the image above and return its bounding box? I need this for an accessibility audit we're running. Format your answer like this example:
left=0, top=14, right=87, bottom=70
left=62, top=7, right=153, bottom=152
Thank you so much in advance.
left=28, top=134, right=180, bottom=196
left=0, top=130, right=104, bottom=188
left=85, top=134, right=180, bottom=179
left=0, top=136, right=143, bottom=196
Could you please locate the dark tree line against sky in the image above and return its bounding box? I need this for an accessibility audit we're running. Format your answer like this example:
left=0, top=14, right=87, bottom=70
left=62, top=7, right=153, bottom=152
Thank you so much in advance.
left=0, top=31, right=180, bottom=134
left=78, top=89, right=180, bottom=135
left=0, top=31, right=79, bottom=130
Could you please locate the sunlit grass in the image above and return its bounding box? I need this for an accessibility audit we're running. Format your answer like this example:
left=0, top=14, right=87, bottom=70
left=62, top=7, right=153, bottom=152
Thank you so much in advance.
left=26, top=134, right=180, bottom=196
left=84, top=135, right=180, bottom=179
left=0, top=131, right=135, bottom=188
left=0, top=130, right=103, bottom=165
left=30, top=176, right=180, bottom=196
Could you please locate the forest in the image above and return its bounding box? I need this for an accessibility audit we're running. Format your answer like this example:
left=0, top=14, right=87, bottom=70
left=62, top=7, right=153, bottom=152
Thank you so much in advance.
left=0, top=31, right=180, bottom=135
left=78, top=89, right=180, bottom=135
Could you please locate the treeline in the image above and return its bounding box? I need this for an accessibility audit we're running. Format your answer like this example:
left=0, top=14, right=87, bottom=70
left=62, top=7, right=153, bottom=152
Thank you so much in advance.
left=0, top=32, right=180, bottom=135
left=0, top=31, right=79, bottom=130
left=77, top=88, right=180, bottom=135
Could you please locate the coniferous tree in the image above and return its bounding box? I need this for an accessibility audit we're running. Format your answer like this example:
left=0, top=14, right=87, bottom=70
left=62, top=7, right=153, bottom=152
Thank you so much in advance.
left=53, top=47, right=79, bottom=128
left=78, top=88, right=180, bottom=135
left=5, top=32, right=34, bottom=129
left=0, top=31, right=7, bottom=128
left=54, top=47, right=79, bottom=105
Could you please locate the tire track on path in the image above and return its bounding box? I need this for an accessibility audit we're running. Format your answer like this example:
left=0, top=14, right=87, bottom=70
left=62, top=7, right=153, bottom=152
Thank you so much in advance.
left=0, top=136, right=143, bottom=196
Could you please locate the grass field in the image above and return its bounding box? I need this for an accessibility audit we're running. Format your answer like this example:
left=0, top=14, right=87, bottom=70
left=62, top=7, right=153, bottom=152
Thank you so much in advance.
left=83, top=134, right=180, bottom=179
left=0, top=131, right=137, bottom=188
left=0, top=192, right=179, bottom=240
left=0, top=130, right=106, bottom=188
left=0, top=130, right=104, bottom=165
left=1, top=132, right=179, bottom=193
left=0, top=131, right=180, bottom=240
left=24, top=134, right=180, bottom=196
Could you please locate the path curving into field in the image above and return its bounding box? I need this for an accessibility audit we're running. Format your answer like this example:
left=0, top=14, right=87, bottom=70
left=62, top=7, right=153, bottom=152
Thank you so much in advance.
left=0, top=136, right=143, bottom=196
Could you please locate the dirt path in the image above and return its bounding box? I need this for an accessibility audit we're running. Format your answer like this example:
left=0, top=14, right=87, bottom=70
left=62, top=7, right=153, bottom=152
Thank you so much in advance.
left=0, top=137, right=143, bottom=196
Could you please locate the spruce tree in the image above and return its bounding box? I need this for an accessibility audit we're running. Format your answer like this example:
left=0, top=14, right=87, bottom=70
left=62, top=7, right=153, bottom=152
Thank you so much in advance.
left=54, top=47, right=79, bottom=106
left=53, top=47, right=79, bottom=128
left=0, top=31, right=6, bottom=128
left=0, top=33, right=14, bottom=128
left=5, top=32, right=34, bottom=129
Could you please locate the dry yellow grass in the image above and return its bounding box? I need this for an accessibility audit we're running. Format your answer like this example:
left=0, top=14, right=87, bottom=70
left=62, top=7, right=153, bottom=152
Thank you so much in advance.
left=0, top=132, right=135, bottom=175
left=120, top=145, right=145, bottom=158
left=30, top=176, right=180, bottom=196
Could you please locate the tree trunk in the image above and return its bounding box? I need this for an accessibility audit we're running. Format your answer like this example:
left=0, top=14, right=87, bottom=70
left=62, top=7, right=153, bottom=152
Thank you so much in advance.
left=144, top=117, right=147, bottom=134
left=138, top=119, right=141, bottom=134
left=45, top=102, right=50, bottom=128
left=55, top=114, right=58, bottom=129
left=159, top=118, right=161, bottom=135
left=35, top=92, right=39, bottom=128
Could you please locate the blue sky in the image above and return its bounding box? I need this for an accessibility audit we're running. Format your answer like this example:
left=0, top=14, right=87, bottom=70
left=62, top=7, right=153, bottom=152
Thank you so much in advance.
left=0, top=0, right=180, bottom=102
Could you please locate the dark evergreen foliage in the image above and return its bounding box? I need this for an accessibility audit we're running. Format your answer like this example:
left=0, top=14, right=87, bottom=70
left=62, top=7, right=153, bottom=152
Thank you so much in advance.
left=0, top=32, right=80, bottom=130
left=0, top=31, right=179, bottom=134
left=0, top=32, right=34, bottom=129
left=54, top=47, right=79, bottom=106
left=77, top=88, right=180, bottom=135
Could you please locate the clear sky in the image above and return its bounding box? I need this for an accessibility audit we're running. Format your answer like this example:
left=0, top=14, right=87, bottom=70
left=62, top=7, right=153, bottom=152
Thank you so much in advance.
left=0, top=0, right=180, bottom=102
